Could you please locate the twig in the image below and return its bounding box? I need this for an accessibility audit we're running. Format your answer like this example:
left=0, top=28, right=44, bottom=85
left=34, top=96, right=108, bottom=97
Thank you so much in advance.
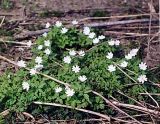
left=85, top=19, right=158, bottom=28
left=14, top=29, right=49, bottom=40
left=117, top=90, right=145, bottom=107
left=22, top=112, right=35, bottom=121
left=113, top=62, right=137, bottom=83
left=0, top=109, right=10, bottom=116
left=79, top=13, right=158, bottom=22
left=0, top=16, right=5, bottom=27
left=104, top=31, right=158, bottom=37
left=33, top=101, right=110, bottom=121
left=112, top=101, right=160, bottom=116
left=139, top=93, right=160, bottom=96
left=0, top=39, right=30, bottom=46
left=143, top=91, right=159, bottom=108
left=109, top=26, right=160, bottom=30
left=91, top=91, right=142, bottom=124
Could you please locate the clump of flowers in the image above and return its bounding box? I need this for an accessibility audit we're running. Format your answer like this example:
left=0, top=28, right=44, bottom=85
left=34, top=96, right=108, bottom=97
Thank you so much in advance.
left=0, top=20, right=155, bottom=114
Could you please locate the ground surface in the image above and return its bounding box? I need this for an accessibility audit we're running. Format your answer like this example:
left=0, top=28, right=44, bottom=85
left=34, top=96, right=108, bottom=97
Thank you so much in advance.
left=0, top=0, right=159, bottom=123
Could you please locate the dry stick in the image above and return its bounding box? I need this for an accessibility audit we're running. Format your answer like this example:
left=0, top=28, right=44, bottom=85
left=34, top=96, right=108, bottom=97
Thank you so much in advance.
left=91, top=91, right=142, bottom=124
left=79, top=13, right=158, bottom=21
left=0, top=12, right=20, bottom=16
left=85, top=19, right=158, bottom=28
left=0, top=39, right=29, bottom=46
left=112, top=101, right=160, bottom=117
left=146, top=5, right=153, bottom=64
left=117, top=91, right=145, bottom=107
left=109, top=26, right=160, bottom=30
left=143, top=92, right=159, bottom=108
left=104, top=31, right=158, bottom=37
left=22, top=112, right=35, bottom=121
left=0, top=16, right=5, bottom=27
left=79, top=114, right=148, bottom=122
left=117, top=114, right=149, bottom=119
left=14, top=29, right=49, bottom=40
left=33, top=102, right=110, bottom=121
left=0, top=109, right=10, bottom=116
left=140, top=93, right=160, bottom=96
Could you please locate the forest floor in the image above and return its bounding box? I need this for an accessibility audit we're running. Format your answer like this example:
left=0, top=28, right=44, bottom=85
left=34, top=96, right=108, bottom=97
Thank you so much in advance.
left=0, top=0, right=160, bottom=123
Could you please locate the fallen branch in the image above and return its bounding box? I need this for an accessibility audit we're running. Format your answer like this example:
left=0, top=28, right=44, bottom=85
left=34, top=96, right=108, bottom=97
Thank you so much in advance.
left=79, top=13, right=157, bottom=21
left=0, top=16, right=5, bottom=27
left=33, top=101, right=110, bottom=121
left=14, top=29, right=49, bottom=40
left=112, top=101, right=160, bottom=117
left=85, top=19, right=158, bottom=27
left=0, top=109, right=10, bottom=116
left=104, top=31, right=159, bottom=37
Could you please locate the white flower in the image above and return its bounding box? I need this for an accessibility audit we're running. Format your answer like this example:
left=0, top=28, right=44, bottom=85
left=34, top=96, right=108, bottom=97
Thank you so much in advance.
left=44, top=40, right=50, bottom=46
left=35, top=56, right=42, bottom=64
left=44, top=48, right=51, bottom=55
left=69, top=50, right=76, bottom=56
left=61, top=27, right=68, bottom=34
left=88, top=32, right=95, bottom=39
left=35, top=64, right=43, bottom=70
left=45, top=22, right=51, bottom=28
left=30, top=68, right=36, bottom=75
left=72, top=20, right=78, bottom=25
left=130, top=49, right=139, bottom=57
left=22, top=82, right=30, bottom=91
left=125, top=54, right=132, bottom=60
left=17, top=60, right=26, bottom=67
left=42, top=32, right=47, bottom=37
left=139, top=62, right=147, bottom=70
left=78, top=75, right=87, bottom=82
left=63, top=56, right=71, bottom=64
left=120, top=61, right=128, bottom=68
left=83, top=27, right=90, bottom=35
left=55, top=21, right=62, bottom=27
left=138, top=75, right=147, bottom=83
left=114, top=40, right=120, bottom=46
left=65, top=88, right=75, bottom=97
left=78, top=50, right=85, bottom=56
left=93, top=38, right=99, bottom=44
left=98, top=35, right=105, bottom=40
left=38, top=45, right=43, bottom=50
left=72, top=65, right=80, bottom=73
left=26, top=40, right=32, bottom=47
left=106, top=52, right=113, bottom=59
left=55, top=87, right=62, bottom=93
left=108, top=65, right=116, bottom=72
left=108, top=39, right=115, bottom=46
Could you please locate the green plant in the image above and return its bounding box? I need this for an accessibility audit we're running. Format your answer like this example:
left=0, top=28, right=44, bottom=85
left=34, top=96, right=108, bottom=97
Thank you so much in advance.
left=0, top=0, right=13, bottom=10
left=0, top=21, right=159, bottom=118
left=0, top=115, right=4, bottom=124
left=39, top=10, right=64, bottom=18
left=90, top=10, right=109, bottom=17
